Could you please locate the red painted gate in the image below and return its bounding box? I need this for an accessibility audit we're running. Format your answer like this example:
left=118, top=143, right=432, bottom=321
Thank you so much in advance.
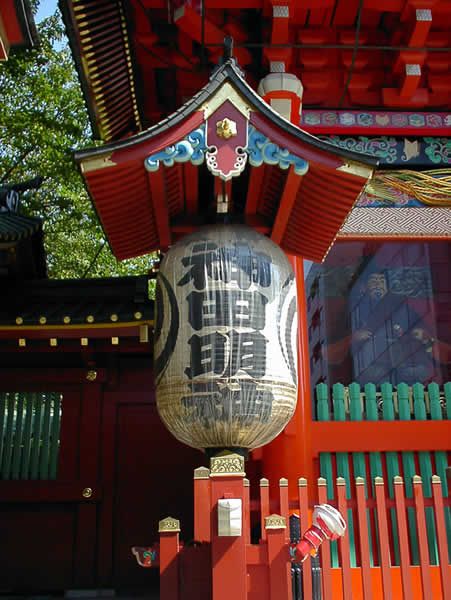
left=0, top=364, right=202, bottom=592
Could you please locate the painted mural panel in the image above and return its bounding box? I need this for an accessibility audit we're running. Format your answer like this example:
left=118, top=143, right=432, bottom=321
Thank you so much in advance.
left=306, top=241, right=451, bottom=388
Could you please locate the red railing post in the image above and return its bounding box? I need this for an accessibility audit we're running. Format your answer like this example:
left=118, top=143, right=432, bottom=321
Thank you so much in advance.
left=431, top=475, right=451, bottom=600
left=244, top=478, right=251, bottom=545
left=265, top=514, right=292, bottom=600
left=413, top=475, right=433, bottom=599
left=337, top=477, right=352, bottom=600
left=194, top=466, right=211, bottom=542
left=355, top=476, right=373, bottom=600
left=260, top=478, right=270, bottom=542
left=279, top=477, right=290, bottom=542
left=374, top=477, right=393, bottom=599
left=298, top=477, right=312, bottom=598
left=159, top=517, right=181, bottom=600
left=210, top=453, right=247, bottom=600
left=393, top=476, right=413, bottom=600
left=317, top=477, right=333, bottom=600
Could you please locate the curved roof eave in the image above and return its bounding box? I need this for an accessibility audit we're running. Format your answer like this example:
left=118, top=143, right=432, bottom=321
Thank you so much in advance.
left=74, top=59, right=379, bottom=169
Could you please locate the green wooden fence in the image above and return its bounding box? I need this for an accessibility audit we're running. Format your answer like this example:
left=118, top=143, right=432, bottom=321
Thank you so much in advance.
left=315, top=381, right=451, bottom=568
left=0, top=392, right=62, bottom=480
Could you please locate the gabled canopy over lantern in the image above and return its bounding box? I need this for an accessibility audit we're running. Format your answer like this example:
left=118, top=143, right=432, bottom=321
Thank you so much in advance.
left=74, top=58, right=377, bottom=264
left=155, top=225, right=298, bottom=453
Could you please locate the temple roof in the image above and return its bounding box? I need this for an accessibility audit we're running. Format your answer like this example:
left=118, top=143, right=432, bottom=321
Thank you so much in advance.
left=0, top=275, right=154, bottom=348
left=0, top=0, right=38, bottom=61
left=60, top=0, right=451, bottom=141
left=75, top=58, right=376, bottom=264
left=0, top=213, right=42, bottom=242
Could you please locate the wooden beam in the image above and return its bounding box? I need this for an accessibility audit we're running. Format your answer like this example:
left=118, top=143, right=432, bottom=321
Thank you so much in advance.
left=147, top=169, right=171, bottom=251
left=271, top=167, right=302, bottom=245
left=409, top=8, right=433, bottom=47
left=214, top=177, right=232, bottom=212
left=183, top=163, right=198, bottom=216
left=245, top=165, right=266, bottom=216
left=400, top=63, right=422, bottom=98
left=174, top=5, right=252, bottom=65
left=311, top=421, right=450, bottom=455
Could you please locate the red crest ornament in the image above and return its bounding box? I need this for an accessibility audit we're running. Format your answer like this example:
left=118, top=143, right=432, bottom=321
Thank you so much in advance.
left=205, top=100, right=248, bottom=180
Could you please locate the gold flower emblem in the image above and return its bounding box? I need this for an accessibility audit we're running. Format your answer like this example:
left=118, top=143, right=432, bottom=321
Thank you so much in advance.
left=216, top=118, right=237, bottom=139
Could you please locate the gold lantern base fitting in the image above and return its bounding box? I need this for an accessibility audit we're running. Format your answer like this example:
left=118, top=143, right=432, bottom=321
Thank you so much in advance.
left=205, top=447, right=249, bottom=460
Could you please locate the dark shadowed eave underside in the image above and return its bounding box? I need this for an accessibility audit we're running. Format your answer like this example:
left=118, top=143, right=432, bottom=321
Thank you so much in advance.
left=59, top=0, right=140, bottom=141
left=0, top=275, right=154, bottom=345
left=0, top=213, right=42, bottom=242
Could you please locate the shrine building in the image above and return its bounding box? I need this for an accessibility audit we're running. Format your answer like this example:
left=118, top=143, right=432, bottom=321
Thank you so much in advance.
left=0, top=1, right=450, bottom=598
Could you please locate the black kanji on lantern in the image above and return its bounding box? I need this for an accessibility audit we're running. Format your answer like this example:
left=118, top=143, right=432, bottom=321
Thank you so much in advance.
left=185, top=330, right=267, bottom=379
left=181, top=381, right=274, bottom=426
left=186, top=290, right=268, bottom=331
left=178, top=241, right=272, bottom=290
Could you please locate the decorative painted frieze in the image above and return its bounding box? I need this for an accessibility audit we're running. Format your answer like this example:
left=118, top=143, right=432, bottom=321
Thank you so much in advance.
left=145, top=123, right=309, bottom=179
left=320, top=136, right=451, bottom=167
left=302, top=110, right=451, bottom=134
left=247, top=126, right=309, bottom=175
left=145, top=126, right=206, bottom=171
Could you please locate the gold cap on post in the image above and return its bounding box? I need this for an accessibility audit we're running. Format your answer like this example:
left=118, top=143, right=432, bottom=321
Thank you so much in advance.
left=265, top=514, right=287, bottom=530
left=158, top=517, right=181, bottom=533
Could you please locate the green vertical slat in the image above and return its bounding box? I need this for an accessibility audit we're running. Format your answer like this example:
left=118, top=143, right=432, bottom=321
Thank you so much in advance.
left=316, top=384, right=335, bottom=499
left=365, top=383, right=383, bottom=567
left=333, top=383, right=356, bottom=568
left=49, top=393, right=62, bottom=480
left=30, top=393, right=43, bottom=480
left=365, top=383, right=383, bottom=479
left=444, top=380, right=451, bottom=559
left=0, top=392, right=7, bottom=471
left=11, top=392, right=25, bottom=480
left=413, top=383, right=438, bottom=564
left=381, top=382, right=400, bottom=565
left=398, top=382, right=419, bottom=564
left=1, top=394, right=16, bottom=480
left=20, top=393, right=35, bottom=479
left=349, top=382, right=374, bottom=566
left=428, top=383, right=451, bottom=562
left=444, top=382, right=451, bottom=419
left=429, top=384, right=448, bottom=495
left=316, top=383, right=339, bottom=567
left=39, top=393, right=52, bottom=479
left=349, top=383, right=365, bottom=479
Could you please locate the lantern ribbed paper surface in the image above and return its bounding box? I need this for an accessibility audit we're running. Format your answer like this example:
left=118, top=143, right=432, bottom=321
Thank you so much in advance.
left=155, top=225, right=298, bottom=451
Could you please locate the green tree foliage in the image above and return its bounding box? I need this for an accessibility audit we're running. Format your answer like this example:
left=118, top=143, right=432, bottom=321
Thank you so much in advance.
left=0, top=7, right=154, bottom=280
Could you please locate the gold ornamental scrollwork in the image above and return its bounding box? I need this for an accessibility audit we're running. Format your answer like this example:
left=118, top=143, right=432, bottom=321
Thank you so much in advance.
left=264, top=514, right=287, bottom=530
left=158, top=516, right=181, bottom=533
left=210, top=453, right=245, bottom=477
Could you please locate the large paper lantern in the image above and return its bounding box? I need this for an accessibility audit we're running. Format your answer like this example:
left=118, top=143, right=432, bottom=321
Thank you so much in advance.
left=154, top=225, right=298, bottom=453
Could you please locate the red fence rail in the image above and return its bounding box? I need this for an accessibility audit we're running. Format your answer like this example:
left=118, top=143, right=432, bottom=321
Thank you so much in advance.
left=153, top=468, right=450, bottom=600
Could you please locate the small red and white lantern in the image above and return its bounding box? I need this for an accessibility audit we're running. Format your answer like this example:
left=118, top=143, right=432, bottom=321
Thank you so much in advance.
left=258, top=72, right=304, bottom=125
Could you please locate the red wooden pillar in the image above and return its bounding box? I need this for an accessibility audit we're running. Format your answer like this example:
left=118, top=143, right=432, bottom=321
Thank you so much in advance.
left=159, top=517, right=181, bottom=600
left=265, top=514, right=292, bottom=600
left=194, top=466, right=211, bottom=542
left=262, top=255, right=314, bottom=501
left=210, top=453, right=247, bottom=600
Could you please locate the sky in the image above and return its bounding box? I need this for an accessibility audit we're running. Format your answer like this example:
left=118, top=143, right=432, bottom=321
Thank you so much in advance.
left=36, top=0, right=58, bottom=22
